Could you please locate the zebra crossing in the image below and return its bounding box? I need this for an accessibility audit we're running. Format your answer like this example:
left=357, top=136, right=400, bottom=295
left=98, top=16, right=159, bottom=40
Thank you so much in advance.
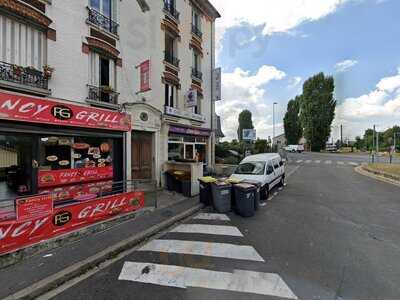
left=118, top=212, right=298, bottom=299
left=289, top=159, right=360, bottom=167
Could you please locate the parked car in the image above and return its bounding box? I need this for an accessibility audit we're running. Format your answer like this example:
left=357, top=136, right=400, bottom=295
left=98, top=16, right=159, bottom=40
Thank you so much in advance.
left=325, top=143, right=337, bottom=152
left=284, top=145, right=304, bottom=153
left=229, top=153, right=285, bottom=199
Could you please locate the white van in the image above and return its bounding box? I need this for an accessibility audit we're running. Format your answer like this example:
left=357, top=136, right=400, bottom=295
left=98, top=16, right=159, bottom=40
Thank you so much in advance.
left=229, top=153, right=285, bottom=199
left=284, top=145, right=304, bottom=153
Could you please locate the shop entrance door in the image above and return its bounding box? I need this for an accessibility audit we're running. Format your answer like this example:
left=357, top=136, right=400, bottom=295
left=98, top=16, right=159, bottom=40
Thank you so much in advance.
left=131, top=131, right=153, bottom=180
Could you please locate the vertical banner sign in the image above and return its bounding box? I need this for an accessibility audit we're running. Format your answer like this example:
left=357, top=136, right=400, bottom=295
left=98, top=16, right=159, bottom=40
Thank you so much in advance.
left=186, top=89, right=198, bottom=108
left=212, top=67, right=222, bottom=101
left=140, top=60, right=151, bottom=92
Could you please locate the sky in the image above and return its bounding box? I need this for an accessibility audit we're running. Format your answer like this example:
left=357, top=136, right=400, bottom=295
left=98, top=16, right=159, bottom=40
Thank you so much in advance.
left=210, top=0, right=400, bottom=142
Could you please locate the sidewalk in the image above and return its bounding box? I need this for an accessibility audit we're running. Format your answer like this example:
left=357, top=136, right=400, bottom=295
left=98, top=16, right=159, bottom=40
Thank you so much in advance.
left=0, top=193, right=203, bottom=299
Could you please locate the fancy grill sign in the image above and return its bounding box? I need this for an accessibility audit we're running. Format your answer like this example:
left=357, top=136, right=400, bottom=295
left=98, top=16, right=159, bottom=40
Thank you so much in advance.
left=0, top=91, right=131, bottom=131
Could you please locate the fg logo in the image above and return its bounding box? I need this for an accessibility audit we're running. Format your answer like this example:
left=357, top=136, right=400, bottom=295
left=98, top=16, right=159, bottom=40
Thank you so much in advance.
left=53, top=211, right=72, bottom=226
left=51, top=105, right=73, bottom=120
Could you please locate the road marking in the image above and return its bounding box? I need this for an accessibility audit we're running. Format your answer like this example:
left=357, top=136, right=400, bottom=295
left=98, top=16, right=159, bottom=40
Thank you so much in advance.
left=337, top=161, right=345, bottom=165
left=305, top=160, right=312, bottom=164
left=325, top=160, right=332, bottom=164
left=296, top=160, right=303, bottom=163
left=348, top=162, right=358, bottom=166
left=193, top=213, right=230, bottom=221
left=315, top=160, right=321, bottom=164
left=139, top=240, right=265, bottom=262
left=171, top=224, right=243, bottom=237
left=119, top=262, right=298, bottom=299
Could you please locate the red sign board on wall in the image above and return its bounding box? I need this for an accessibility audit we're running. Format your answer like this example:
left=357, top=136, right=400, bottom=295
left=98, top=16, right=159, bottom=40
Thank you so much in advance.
left=0, top=191, right=145, bottom=255
left=0, top=91, right=131, bottom=131
left=16, top=194, right=54, bottom=222
left=38, top=166, right=114, bottom=188
left=139, top=60, right=151, bottom=92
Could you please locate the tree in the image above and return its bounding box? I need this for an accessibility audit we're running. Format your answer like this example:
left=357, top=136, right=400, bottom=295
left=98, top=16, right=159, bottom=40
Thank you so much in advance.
left=284, top=96, right=303, bottom=145
left=300, top=73, right=336, bottom=151
left=237, top=110, right=254, bottom=141
left=254, top=138, right=269, bottom=154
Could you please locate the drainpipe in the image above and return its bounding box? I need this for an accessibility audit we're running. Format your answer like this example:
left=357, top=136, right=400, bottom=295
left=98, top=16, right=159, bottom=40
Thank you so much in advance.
left=210, top=19, right=215, bottom=170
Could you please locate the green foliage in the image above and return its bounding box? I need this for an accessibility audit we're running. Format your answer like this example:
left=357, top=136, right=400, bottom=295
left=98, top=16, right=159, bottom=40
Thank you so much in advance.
left=357, top=126, right=400, bottom=151
left=223, top=156, right=240, bottom=165
left=254, top=138, right=270, bottom=154
left=237, top=110, right=254, bottom=141
left=300, top=73, right=336, bottom=151
left=284, top=96, right=303, bottom=145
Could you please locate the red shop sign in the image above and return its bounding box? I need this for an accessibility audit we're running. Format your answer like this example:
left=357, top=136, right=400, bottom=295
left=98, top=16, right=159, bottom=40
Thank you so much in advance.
left=0, top=191, right=145, bottom=255
left=139, top=60, right=151, bottom=92
left=0, top=91, right=131, bottom=131
left=38, top=166, right=114, bottom=188
left=16, top=194, right=53, bottom=222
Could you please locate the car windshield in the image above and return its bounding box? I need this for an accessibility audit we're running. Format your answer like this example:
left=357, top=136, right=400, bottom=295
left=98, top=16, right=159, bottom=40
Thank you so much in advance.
left=235, top=162, right=265, bottom=175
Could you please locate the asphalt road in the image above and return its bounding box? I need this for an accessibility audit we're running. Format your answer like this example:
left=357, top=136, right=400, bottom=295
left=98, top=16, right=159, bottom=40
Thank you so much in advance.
left=48, top=153, right=400, bottom=300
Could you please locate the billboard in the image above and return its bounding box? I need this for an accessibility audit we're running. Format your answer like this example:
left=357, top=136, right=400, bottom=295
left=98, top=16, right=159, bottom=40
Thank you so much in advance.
left=243, top=129, right=256, bottom=141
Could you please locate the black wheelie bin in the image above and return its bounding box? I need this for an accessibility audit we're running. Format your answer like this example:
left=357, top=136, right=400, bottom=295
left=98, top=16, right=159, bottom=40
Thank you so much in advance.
left=233, top=183, right=256, bottom=217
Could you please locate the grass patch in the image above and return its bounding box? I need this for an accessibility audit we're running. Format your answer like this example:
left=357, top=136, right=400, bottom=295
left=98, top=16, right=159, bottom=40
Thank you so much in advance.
left=367, top=164, right=400, bottom=176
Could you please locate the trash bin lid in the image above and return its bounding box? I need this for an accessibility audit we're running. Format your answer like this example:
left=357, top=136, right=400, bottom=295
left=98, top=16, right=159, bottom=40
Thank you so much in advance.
left=198, top=176, right=217, bottom=183
left=213, top=181, right=232, bottom=187
left=234, top=183, right=256, bottom=190
left=226, top=178, right=242, bottom=184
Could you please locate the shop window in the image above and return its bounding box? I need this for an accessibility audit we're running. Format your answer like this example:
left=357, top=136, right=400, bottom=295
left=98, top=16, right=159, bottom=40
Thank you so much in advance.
left=195, top=144, right=206, bottom=163
left=0, top=134, right=33, bottom=200
left=39, top=136, right=113, bottom=171
left=185, top=144, right=194, bottom=160
left=168, top=143, right=184, bottom=161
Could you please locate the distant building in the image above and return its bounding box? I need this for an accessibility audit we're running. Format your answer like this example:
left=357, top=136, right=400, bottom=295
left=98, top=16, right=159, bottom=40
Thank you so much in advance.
left=273, top=134, right=287, bottom=148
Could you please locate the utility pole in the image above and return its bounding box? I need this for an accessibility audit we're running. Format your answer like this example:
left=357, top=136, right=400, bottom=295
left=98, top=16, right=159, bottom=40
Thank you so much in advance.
left=372, top=125, right=376, bottom=163
left=340, top=124, right=343, bottom=146
left=273, top=102, right=277, bottom=148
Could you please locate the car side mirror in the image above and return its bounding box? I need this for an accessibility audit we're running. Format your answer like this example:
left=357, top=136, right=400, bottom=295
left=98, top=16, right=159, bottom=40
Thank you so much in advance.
left=279, top=161, right=284, bottom=167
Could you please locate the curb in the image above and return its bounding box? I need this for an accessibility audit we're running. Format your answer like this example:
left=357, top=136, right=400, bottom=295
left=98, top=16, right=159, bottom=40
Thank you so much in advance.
left=355, top=165, right=400, bottom=187
left=4, top=203, right=204, bottom=300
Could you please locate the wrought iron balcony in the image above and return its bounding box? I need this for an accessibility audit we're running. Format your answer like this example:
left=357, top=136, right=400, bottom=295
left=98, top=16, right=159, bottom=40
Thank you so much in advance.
left=87, top=7, right=119, bottom=35
left=192, top=24, right=203, bottom=39
left=164, top=51, right=180, bottom=68
left=163, top=1, right=180, bottom=21
left=0, top=61, right=48, bottom=91
left=87, top=85, right=119, bottom=105
left=191, top=68, right=203, bottom=81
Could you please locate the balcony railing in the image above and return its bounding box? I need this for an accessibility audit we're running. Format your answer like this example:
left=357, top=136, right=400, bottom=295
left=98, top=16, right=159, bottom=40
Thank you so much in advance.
left=192, top=24, right=203, bottom=39
left=164, top=51, right=180, bottom=68
left=0, top=61, right=48, bottom=90
left=191, top=68, right=203, bottom=81
left=87, top=85, right=119, bottom=105
left=163, top=1, right=180, bottom=21
left=87, top=7, right=119, bottom=35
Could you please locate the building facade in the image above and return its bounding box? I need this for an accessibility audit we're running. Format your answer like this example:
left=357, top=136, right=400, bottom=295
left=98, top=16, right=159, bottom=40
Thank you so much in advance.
left=120, top=0, right=220, bottom=184
left=0, top=0, right=220, bottom=209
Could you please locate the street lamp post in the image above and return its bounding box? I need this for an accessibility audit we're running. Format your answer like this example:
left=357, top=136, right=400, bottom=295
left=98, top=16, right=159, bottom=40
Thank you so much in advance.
left=273, top=102, right=277, bottom=147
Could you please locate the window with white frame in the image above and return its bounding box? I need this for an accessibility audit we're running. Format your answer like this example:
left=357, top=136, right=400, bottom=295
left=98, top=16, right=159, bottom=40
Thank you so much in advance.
left=0, top=14, right=47, bottom=69
left=165, top=83, right=178, bottom=108
left=192, top=9, right=201, bottom=32
left=88, top=52, right=117, bottom=103
left=90, top=0, right=116, bottom=19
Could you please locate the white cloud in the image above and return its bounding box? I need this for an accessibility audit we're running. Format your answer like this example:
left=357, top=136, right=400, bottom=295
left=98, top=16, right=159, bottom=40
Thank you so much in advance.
left=216, top=65, right=286, bottom=141
left=211, top=0, right=351, bottom=35
left=335, top=68, right=400, bottom=139
left=334, top=59, right=358, bottom=73
left=288, top=77, right=302, bottom=89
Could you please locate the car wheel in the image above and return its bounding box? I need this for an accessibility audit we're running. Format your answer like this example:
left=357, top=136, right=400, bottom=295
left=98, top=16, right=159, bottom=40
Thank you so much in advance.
left=279, top=175, right=285, bottom=187
left=261, top=185, right=269, bottom=200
